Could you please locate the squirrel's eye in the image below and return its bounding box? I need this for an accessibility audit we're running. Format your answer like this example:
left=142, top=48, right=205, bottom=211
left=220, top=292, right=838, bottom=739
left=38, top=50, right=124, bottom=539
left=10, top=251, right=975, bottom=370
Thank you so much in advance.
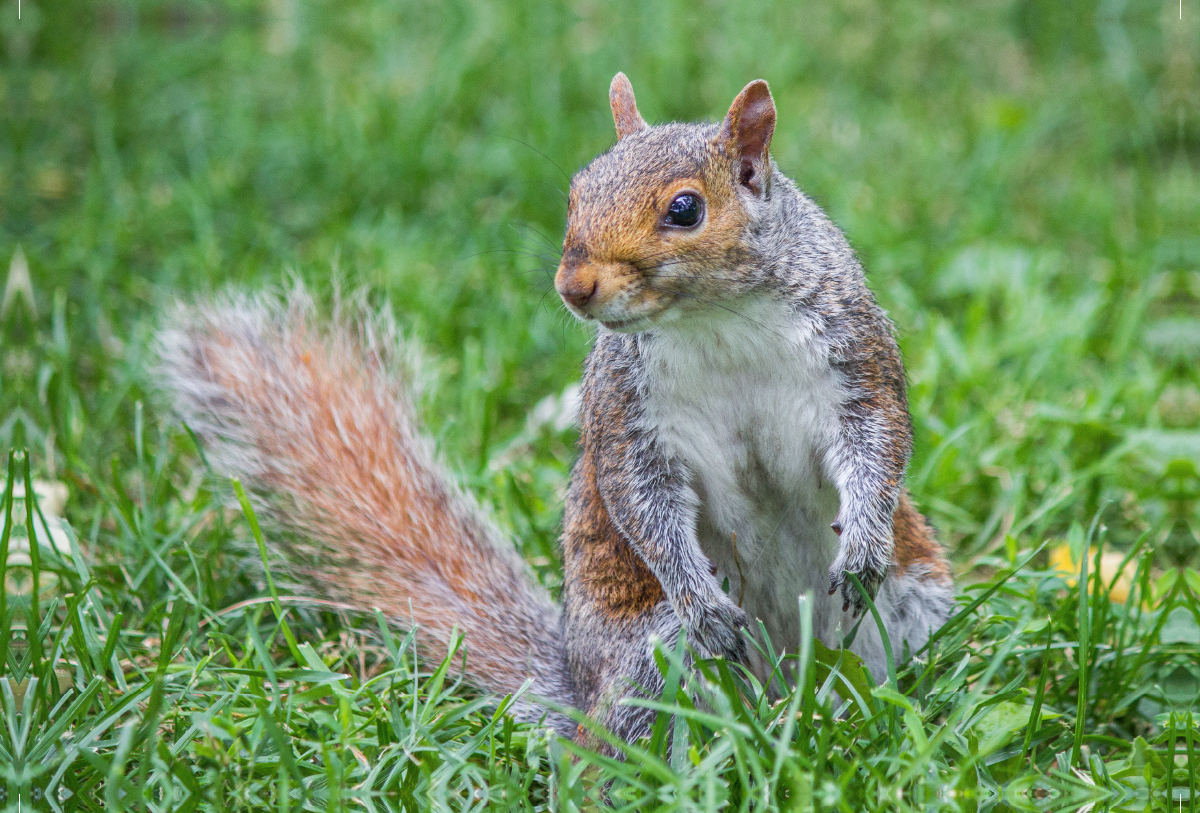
left=664, top=193, right=703, bottom=228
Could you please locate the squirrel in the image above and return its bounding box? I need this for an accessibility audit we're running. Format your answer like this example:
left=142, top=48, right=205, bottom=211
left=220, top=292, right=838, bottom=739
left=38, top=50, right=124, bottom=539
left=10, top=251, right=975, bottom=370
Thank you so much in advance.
left=158, top=74, right=953, bottom=746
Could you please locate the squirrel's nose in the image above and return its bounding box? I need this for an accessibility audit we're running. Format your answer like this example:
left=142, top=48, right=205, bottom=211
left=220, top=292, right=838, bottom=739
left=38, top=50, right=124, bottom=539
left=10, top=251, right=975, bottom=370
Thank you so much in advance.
left=555, top=264, right=598, bottom=311
left=560, top=279, right=597, bottom=309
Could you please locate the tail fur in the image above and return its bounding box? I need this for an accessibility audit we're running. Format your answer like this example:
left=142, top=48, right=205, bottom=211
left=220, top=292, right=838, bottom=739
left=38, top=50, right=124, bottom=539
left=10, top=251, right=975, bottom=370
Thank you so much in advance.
left=157, top=287, right=575, bottom=730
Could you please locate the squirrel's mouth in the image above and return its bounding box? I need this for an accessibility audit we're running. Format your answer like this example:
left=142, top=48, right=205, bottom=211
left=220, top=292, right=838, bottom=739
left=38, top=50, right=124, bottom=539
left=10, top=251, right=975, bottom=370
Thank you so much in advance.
left=599, top=317, right=640, bottom=331
left=598, top=314, right=663, bottom=333
left=596, top=298, right=681, bottom=333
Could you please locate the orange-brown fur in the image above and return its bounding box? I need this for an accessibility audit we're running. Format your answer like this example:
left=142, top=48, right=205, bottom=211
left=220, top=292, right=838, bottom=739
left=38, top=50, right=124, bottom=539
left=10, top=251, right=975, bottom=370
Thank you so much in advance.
left=158, top=291, right=575, bottom=730
left=562, top=451, right=666, bottom=619
left=556, top=144, right=751, bottom=329
left=892, top=492, right=952, bottom=581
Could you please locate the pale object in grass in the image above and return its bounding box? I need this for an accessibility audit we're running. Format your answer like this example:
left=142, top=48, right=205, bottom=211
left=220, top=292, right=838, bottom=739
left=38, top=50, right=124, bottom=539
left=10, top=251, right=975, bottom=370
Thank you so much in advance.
left=2, top=479, right=72, bottom=598
left=1048, top=543, right=1142, bottom=604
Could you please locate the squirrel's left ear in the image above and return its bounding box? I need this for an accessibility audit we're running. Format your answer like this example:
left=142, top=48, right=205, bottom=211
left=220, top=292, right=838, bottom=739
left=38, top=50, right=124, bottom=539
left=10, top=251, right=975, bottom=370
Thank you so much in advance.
left=720, top=80, right=776, bottom=196
left=610, top=73, right=647, bottom=140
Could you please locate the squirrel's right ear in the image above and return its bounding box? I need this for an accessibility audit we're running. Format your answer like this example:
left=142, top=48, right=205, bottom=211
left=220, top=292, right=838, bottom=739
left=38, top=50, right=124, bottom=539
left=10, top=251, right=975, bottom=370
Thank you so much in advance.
left=720, top=80, right=776, bottom=196
left=610, top=73, right=647, bottom=140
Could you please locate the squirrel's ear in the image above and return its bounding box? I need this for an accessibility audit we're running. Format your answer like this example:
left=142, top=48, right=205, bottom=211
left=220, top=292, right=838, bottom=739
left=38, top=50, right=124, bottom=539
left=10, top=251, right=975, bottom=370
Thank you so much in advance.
left=610, top=72, right=647, bottom=140
left=720, top=80, right=776, bottom=196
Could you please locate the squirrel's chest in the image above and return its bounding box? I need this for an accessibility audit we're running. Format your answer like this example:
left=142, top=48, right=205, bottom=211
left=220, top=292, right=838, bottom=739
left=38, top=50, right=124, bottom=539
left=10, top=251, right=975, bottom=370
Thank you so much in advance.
left=641, top=326, right=843, bottom=528
left=639, top=321, right=847, bottom=649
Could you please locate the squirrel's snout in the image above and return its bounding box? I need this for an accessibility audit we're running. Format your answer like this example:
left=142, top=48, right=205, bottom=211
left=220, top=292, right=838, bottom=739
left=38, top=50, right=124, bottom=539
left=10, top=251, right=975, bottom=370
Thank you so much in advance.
left=555, top=263, right=599, bottom=312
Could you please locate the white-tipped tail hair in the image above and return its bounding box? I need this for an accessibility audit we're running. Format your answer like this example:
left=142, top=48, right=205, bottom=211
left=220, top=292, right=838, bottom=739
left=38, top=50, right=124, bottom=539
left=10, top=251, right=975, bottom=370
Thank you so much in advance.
left=157, top=286, right=575, bottom=729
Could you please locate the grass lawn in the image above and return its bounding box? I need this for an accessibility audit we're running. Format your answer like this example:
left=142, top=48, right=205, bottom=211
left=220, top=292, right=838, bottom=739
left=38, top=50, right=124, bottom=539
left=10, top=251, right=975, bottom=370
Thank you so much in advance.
left=2, top=0, right=1199, bottom=809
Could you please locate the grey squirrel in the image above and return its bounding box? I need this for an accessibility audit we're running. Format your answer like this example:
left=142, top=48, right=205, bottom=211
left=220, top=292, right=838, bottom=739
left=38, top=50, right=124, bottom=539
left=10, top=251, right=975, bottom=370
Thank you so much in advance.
left=158, top=74, right=953, bottom=746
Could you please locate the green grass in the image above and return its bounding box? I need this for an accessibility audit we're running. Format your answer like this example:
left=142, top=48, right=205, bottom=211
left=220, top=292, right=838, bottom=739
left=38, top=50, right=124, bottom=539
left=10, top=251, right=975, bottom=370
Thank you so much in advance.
left=2, top=0, right=1199, bottom=809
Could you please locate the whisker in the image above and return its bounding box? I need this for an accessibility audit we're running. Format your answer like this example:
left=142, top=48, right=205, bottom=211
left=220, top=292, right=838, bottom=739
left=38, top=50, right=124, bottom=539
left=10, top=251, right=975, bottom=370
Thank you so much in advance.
left=633, top=249, right=736, bottom=273
left=539, top=285, right=561, bottom=312
left=457, top=248, right=562, bottom=265
left=643, top=270, right=744, bottom=284
left=521, top=224, right=565, bottom=256
left=500, top=135, right=572, bottom=186
left=510, top=223, right=564, bottom=259
left=638, top=266, right=713, bottom=282
left=541, top=180, right=569, bottom=203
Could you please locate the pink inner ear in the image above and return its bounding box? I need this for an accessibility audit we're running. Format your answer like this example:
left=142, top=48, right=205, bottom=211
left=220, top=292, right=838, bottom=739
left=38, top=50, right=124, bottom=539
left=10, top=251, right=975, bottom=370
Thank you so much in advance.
left=721, top=81, right=776, bottom=194
left=720, top=80, right=777, bottom=171
left=736, top=92, right=776, bottom=161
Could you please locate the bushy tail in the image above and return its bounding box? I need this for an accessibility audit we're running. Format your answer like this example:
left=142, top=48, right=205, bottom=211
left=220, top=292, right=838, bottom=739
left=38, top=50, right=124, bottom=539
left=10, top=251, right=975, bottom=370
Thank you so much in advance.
left=157, top=287, right=575, bottom=728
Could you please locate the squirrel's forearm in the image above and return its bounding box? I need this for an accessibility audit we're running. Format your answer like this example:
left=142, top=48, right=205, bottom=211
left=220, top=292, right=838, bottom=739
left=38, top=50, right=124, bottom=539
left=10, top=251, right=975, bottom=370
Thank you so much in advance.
left=588, top=380, right=717, bottom=615
left=827, top=405, right=909, bottom=527
left=580, top=339, right=745, bottom=661
left=826, top=430, right=902, bottom=570
left=595, top=442, right=749, bottom=662
left=824, top=351, right=914, bottom=600
left=597, top=444, right=715, bottom=612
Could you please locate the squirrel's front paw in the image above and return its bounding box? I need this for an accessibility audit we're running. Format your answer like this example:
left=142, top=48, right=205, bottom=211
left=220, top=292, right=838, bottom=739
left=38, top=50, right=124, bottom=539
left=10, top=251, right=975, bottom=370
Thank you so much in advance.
left=828, top=549, right=889, bottom=618
left=686, top=595, right=749, bottom=662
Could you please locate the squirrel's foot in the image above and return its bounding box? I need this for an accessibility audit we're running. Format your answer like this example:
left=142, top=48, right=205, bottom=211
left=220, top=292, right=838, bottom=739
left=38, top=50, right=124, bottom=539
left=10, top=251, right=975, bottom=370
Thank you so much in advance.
left=828, top=547, right=889, bottom=618
left=685, top=594, right=749, bottom=662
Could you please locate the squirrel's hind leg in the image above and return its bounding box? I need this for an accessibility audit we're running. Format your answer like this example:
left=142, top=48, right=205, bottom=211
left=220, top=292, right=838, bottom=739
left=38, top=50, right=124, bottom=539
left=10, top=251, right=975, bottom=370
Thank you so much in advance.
left=846, top=566, right=954, bottom=683
left=845, top=492, right=954, bottom=682
left=565, top=600, right=684, bottom=750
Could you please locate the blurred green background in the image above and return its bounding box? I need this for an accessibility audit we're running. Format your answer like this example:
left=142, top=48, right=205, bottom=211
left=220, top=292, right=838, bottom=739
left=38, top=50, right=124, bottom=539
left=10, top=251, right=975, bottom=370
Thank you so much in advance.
left=2, top=0, right=1198, bottom=569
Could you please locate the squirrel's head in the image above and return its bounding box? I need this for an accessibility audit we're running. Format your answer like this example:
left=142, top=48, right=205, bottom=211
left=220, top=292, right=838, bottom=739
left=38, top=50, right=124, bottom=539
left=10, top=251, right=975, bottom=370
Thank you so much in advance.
left=556, top=73, right=777, bottom=333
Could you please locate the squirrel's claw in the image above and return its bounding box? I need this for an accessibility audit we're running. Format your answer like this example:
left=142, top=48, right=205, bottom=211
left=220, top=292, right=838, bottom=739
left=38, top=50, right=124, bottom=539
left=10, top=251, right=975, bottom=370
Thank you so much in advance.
left=686, top=596, right=750, bottom=662
left=828, top=514, right=891, bottom=618
left=828, top=558, right=887, bottom=619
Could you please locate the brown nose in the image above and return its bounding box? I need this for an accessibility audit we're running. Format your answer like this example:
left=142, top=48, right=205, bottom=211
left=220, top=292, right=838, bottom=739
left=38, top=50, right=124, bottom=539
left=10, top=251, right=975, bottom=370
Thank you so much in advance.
left=555, top=263, right=598, bottom=310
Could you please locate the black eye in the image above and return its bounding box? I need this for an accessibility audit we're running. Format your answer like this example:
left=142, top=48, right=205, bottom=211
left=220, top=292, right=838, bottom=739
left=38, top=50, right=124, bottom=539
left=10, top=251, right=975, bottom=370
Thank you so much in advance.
left=664, top=193, right=703, bottom=228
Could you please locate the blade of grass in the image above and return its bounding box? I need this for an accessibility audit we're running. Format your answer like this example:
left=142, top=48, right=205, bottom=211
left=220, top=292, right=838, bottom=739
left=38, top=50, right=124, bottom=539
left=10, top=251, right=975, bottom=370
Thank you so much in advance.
left=848, top=573, right=897, bottom=690
left=1019, top=618, right=1054, bottom=768
left=21, top=453, right=44, bottom=666
left=1071, top=537, right=1089, bottom=767
left=0, top=451, right=16, bottom=630
left=1072, top=512, right=1103, bottom=767
left=232, top=478, right=302, bottom=663
left=1188, top=711, right=1196, bottom=813
left=769, top=591, right=814, bottom=790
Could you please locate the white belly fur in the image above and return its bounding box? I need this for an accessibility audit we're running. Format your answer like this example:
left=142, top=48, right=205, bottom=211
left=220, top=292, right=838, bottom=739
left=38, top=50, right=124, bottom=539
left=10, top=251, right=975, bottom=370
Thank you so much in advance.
left=641, top=300, right=937, bottom=679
